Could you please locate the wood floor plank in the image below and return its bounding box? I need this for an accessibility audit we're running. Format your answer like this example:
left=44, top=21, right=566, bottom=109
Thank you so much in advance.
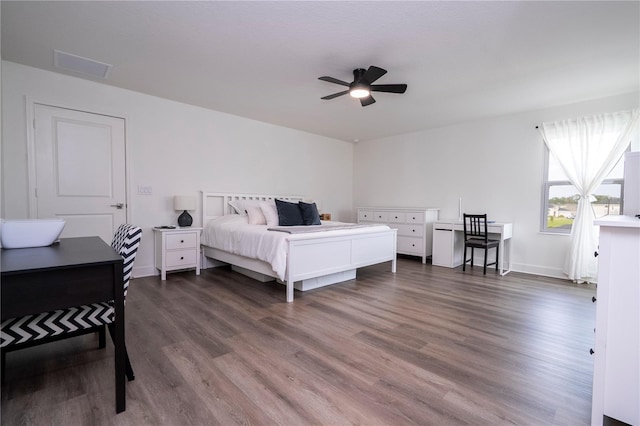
left=1, top=259, right=596, bottom=425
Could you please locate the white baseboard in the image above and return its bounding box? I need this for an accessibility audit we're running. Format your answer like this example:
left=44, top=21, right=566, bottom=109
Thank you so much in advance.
left=134, top=261, right=571, bottom=283
left=510, top=262, right=568, bottom=280
left=132, top=265, right=157, bottom=278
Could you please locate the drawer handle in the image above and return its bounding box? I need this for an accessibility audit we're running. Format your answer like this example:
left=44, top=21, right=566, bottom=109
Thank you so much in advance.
left=592, top=296, right=596, bottom=303
left=181, top=240, right=184, bottom=243
left=412, top=229, right=415, bottom=233
left=181, top=256, right=184, bottom=260
left=589, top=348, right=594, bottom=355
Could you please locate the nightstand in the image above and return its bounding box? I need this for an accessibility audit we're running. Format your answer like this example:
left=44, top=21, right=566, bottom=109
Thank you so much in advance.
left=153, top=227, right=202, bottom=280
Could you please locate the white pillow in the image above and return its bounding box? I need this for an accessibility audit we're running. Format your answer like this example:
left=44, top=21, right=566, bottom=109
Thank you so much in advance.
left=246, top=205, right=267, bottom=225
left=260, top=201, right=279, bottom=227
left=228, top=199, right=262, bottom=216
left=228, top=200, right=246, bottom=216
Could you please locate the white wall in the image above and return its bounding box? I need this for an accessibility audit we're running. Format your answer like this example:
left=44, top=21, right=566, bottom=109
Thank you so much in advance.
left=353, top=92, right=639, bottom=278
left=1, top=61, right=354, bottom=277
left=3, top=60, right=637, bottom=281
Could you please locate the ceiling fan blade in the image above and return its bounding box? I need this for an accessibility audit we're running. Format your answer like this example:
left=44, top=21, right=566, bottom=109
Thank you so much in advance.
left=318, top=76, right=350, bottom=86
left=360, top=95, right=376, bottom=107
left=321, top=90, right=349, bottom=100
left=370, top=84, right=408, bottom=94
left=362, top=66, right=387, bottom=84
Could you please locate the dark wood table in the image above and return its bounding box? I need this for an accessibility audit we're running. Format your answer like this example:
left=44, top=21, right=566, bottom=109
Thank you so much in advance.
left=1, top=236, right=127, bottom=413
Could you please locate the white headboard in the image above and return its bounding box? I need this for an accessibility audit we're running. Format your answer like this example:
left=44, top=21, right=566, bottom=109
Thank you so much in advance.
left=201, top=192, right=304, bottom=226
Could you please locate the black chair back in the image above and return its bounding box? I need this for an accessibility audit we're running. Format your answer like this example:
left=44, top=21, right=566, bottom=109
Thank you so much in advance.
left=463, top=214, right=489, bottom=243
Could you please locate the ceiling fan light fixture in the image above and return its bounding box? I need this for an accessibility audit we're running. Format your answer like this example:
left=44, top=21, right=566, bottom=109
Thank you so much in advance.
left=350, top=86, right=370, bottom=98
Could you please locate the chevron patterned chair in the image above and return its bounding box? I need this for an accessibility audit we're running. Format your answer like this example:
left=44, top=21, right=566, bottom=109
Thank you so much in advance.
left=1, top=224, right=142, bottom=382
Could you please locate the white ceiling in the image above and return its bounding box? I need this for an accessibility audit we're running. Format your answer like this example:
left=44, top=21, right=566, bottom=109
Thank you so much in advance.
left=2, top=1, right=639, bottom=142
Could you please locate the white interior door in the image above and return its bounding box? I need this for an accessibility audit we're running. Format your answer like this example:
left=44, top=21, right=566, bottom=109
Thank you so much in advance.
left=33, top=103, right=127, bottom=243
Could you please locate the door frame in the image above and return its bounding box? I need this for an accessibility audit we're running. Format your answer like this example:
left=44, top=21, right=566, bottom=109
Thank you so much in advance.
left=25, top=97, right=132, bottom=224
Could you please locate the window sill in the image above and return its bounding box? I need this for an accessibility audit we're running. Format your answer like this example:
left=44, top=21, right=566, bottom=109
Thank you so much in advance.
left=539, top=231, right=571, bottom=236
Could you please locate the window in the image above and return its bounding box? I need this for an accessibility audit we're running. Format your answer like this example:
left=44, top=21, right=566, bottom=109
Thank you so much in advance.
left=541, top=146, right=627, bottom=233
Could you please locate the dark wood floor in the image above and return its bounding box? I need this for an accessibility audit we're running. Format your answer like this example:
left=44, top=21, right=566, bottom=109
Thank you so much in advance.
left=1, top=258, right=597, bottom=425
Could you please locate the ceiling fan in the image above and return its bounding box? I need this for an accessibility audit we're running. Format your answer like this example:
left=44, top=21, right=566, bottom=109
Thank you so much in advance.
left=318, top=65, right=407, bottom=107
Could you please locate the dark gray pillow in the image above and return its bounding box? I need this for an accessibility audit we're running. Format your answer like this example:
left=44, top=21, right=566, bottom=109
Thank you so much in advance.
left=299, top=201, right=321, bottom=225
left=275, top=199, right=304, bottom=226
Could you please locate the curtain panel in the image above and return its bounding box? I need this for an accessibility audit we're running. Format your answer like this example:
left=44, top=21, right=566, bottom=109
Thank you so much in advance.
left=539, top=109, right=639, bottom=283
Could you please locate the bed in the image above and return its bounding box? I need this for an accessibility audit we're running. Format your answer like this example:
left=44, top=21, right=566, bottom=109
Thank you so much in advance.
left=200, top=192, right=397, bottom=302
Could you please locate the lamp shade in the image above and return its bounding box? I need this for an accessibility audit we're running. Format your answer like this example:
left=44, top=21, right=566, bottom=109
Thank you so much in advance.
left=173, top=196, right=196, bottom=211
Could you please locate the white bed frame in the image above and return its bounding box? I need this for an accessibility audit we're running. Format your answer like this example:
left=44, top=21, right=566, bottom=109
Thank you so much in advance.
left=200, top=192, right=397, bottom=302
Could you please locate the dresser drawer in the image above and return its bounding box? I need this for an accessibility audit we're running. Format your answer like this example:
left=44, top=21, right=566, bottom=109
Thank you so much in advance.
left=396, top=223, right=424, bottom=237
left=166, top=249, right=197, bottom=268
left=405, top=211, right=426, bottom=224
left=373, top=211, right=389, bottom=222
left=397, top=236, right=424, bottom=255
left=387, top=212, right=405, bottom=223
left=166, top=233, right=198, bottom=250
left=358, top=210, right=373, bottom=222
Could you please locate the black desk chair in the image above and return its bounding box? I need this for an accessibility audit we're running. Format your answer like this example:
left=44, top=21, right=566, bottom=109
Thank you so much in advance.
left=1, top=224, right=142, bottom=381
left=463, top=214, right=500, bottom=274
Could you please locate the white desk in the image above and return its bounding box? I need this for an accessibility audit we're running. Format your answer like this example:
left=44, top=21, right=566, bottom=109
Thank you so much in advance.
left=432, top=220, right=513, bottom=275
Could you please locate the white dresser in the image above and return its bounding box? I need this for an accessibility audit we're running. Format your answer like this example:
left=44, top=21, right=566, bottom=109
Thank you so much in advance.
left=591, top=215, right=639, bottom=426
left=357, top=207, right=439, bottom=263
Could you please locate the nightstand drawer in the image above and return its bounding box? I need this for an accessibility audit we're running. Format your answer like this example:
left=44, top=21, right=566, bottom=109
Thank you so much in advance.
left=166, top=249, right=197, bottom=268
left=166, top=233, right=197, bottom=249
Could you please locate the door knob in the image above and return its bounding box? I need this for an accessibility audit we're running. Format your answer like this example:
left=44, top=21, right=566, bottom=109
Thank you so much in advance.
left=110, top=203, right=125, bottom=209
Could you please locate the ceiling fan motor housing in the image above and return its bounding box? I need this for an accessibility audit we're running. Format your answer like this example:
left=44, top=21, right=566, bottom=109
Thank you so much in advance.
left=352, top=68, right=368, bottom=86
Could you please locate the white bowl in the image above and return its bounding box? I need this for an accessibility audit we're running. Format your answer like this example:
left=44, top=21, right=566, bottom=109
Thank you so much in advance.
left=0, top=219, right=66, bottom=249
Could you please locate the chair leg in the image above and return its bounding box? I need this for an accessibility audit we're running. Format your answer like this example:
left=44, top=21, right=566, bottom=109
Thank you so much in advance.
left=470, top=247, right=474, bottom=268
left=483, top=247, right=488, bottom=274
left=463, top=245, right=467, bottom=271
left=107, top=323, right=135, bottom=382
left=496, top=244, right=500, bottom=272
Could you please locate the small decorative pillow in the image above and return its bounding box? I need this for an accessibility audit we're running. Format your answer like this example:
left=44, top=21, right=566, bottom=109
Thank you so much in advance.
left=229, top=199, right=262, bottom=216
left=299, top=201, right=321, bottom=225
left=228, top=200, right=247, bottom=216
left=260, top=201, right=279, bottom=227
left=275, top=199, right=304, bottom=226
left=246, top=205, right=267, bottom=225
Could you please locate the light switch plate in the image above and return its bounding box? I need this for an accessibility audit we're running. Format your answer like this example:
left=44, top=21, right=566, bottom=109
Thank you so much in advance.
left=138, top=185, right=152, bottom=195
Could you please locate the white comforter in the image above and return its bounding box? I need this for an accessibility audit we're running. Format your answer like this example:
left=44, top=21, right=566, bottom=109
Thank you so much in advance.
left=201, top=215, right=390, bottom=280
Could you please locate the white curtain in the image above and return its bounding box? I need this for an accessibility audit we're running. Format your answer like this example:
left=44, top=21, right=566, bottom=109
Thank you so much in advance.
left=539, top=109, right=639, bottom=283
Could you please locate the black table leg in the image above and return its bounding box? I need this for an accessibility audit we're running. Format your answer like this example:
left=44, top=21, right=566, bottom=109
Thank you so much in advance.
left=113, top=263, right=126, bottom=413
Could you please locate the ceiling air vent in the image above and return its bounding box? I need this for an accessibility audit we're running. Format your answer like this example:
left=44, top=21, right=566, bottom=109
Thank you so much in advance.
left=53, top=50, right=112, bottom=79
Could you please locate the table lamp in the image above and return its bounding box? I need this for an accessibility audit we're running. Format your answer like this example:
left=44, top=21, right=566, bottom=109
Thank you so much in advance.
left=174, top=196, right=196, bottom=227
